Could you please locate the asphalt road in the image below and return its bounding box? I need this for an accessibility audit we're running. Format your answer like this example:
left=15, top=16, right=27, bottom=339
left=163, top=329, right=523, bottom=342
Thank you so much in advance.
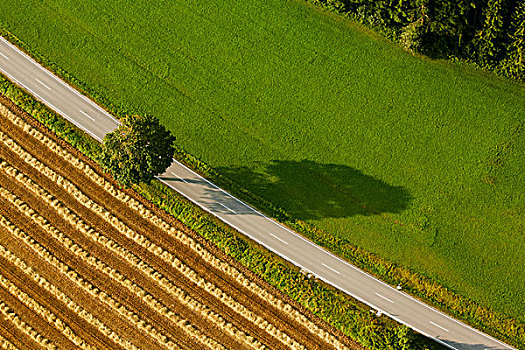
left=0, top=35, right=516, bottom=350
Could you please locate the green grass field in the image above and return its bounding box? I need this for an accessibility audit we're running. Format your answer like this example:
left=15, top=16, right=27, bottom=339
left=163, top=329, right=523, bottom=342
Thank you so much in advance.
left=0, top=0, right=524, bottom=321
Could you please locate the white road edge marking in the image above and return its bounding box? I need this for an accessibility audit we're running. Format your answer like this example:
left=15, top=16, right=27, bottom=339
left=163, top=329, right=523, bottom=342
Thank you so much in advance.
left=171, top=172, right=188, bottom=183
left=78, top=109, right=95, bottom=121
left=429, top=321, right=450, bottom=333
left=158, top=179, right=212, bottom=213
left=321, top=263, right=341, bottom=275
left=159, top=172, right=468, bottom=350
left=0, top=52, right=9, bottom=60
left=35, top=78, right=51, bottom=90
left=375, top=292, right=394, bottom=304
left=219, top=202, right=236, bottom=214
left=0, top=67, right=99, bottom=141
left=269, top=233, right=288, bottom=245
left=0, top=36, right=121, bottom=128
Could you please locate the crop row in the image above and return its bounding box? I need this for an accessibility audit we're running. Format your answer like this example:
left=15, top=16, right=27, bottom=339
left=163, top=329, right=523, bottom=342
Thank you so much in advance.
left=0, top=333, right=18, bottom=350
left=0, top=263, right=96, bottom=350
left=0, top=157, right=288, bottom=350
left=0, top=135, right=306, bottom=350
left=0, top=300, right=55, bottom=350
left=0, top=182, right=238, bottom=350
left=0, top=186, right=184, bottom=350
left=0, top=214, right=141, bottom=350
left=0, top=105, right=348, bottom=350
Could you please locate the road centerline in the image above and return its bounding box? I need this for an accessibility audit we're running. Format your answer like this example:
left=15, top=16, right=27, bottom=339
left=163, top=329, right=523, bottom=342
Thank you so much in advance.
left=218, top=202, right=236, bottom=214
left=429, top=321, right=450, bottom=333
left=0, top=52, right=9, bottom=60
left=375, top=292, right=394, bottom=304
left=321, top=263, right=341, bottom=275
left=171, top=172, right=188, bottom=183
left=269, top=233, right=288, bottom=245
left=35, top=78, right=52, bottom=90
left=78, top=109, right=95, bottom=121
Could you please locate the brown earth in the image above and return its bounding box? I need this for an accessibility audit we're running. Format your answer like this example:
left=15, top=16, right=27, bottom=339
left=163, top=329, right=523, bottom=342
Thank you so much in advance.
left=0, top=95, right=363, bottom=350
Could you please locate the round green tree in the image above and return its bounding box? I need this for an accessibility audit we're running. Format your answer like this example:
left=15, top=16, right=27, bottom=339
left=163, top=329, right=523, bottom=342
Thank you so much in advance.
left=99, top=114, right=176, bottom=186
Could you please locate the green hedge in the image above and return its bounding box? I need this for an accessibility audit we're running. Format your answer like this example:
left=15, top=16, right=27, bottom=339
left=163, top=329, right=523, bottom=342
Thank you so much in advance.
left=0, top=73, right=443, bottom=349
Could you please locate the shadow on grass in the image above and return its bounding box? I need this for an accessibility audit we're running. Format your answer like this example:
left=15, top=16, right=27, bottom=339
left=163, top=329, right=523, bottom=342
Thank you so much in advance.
left=216, top=160, right=411, bottom=220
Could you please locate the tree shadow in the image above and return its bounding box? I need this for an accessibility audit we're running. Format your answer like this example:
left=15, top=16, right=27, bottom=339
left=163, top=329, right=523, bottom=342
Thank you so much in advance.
left=216, top=160, right=411, bottom=220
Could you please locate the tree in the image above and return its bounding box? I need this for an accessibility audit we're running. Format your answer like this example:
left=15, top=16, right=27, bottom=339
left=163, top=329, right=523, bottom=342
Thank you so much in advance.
left=499, top=0, right=524, bottom=80
left=99, top=114, right=176, bottom=186
left=467, top=0, right=507, bottom=64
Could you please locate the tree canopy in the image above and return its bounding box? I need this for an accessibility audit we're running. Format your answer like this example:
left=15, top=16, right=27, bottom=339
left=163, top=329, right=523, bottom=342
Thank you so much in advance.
left=99, top=114, right=176, bottom=186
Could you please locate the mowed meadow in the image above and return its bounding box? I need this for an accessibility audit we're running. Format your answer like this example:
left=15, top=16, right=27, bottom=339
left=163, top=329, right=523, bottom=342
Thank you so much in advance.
left=1, top=0, right=524, bottom=322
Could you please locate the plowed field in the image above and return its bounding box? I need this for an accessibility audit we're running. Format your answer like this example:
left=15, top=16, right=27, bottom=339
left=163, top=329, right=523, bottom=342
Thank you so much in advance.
left=0, top=98, right=359, bottom=350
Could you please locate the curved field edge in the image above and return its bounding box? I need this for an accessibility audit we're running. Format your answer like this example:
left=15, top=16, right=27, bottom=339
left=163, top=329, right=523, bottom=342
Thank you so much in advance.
left=0, top=80, right=439, bottom=349
left=300, top=0, right=524, bottom=83
left=0, top=92, right=374, bottom=349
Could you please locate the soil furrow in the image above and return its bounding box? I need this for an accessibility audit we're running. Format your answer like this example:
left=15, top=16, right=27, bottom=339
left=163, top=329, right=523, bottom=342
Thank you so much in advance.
left=0, top=178, right=239, bottom=350
left=0, top=212, right=148, bottom=350
left=0, top=247, right=122, bottom=350
left=0, top=320, right=36, bottom=350
left=0, top=179, right=196, bottom=350
left=0, top=285, right=72, bottom=349
left=0, top=198, right=154, bottom=350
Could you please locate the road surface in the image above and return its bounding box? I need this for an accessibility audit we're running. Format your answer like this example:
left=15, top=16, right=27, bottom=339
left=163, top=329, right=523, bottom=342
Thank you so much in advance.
left=0, top=35, right=516, bottom=350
